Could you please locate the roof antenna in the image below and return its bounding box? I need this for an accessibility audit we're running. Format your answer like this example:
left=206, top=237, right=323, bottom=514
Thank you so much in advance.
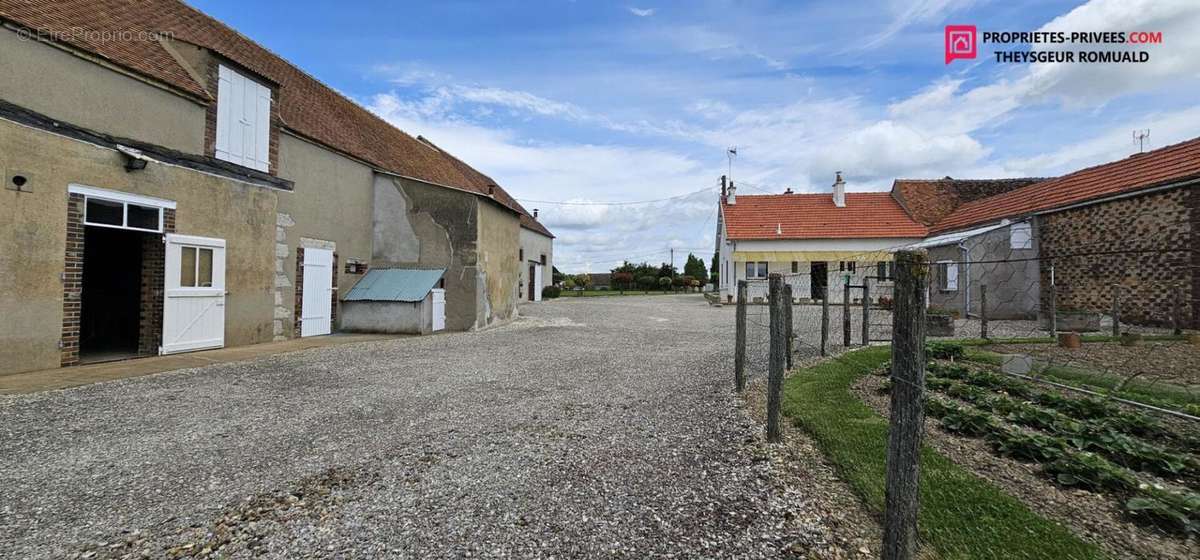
left=1133, top=129, right=1150, bottom=153
left=727, top=146, right=737, bottom=183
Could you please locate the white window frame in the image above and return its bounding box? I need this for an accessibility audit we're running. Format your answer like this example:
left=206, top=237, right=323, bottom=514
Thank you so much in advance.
left=215, top=64, right=272, bottom=173
left=938, top=260, right=959, bottom=291
left=1010, top=221, right=1033, bottom=250
left=70, top=184, right=175, bottom=234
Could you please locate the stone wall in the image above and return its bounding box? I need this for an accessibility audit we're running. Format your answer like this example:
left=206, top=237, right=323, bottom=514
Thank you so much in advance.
left=1038, top=187, right=1196, bottom=328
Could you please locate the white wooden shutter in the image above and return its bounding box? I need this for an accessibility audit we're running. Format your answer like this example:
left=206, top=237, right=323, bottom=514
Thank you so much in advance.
left=215, top=65, right=271, bottom=172
left=945, top=262, right=959, bottom=290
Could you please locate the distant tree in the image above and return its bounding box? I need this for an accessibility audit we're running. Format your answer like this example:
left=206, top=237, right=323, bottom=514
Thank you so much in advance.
left=637, top=275, right=657, bottom=290
left=657, top=262, right=678, bottom=278
left=683, top=253, right=708, bottom=285
left=612, top=272, right=634, bottom=292
left=564, top=277, right=577, bottom=290
left=711, top=251, right=719, bottom=274
left=710, top=271, right=719, bottom=289
left=575, top=273, right=592, bottom=290
left=658, top=276, right=672, bottom=291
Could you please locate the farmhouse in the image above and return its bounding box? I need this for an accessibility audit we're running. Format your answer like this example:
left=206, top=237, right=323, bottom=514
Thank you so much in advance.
left=0, top=0, right=551, bottom=375
left=716, top=173, right=927, bottom=303
left=924, top=137, right=1200, bottom=329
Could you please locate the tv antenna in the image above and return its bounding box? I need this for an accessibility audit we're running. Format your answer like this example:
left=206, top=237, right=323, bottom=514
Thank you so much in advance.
left=727, top=147, right=737, bottom=182
left=1133, top=129, right=1150, bottom=153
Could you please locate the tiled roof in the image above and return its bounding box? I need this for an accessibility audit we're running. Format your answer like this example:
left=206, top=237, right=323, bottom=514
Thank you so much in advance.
left=933, top=136, right=1200, bottom=233
left=0, top=0, right=551, bottom=237
left=721, top=192, right=928, bottom=240
left=892, top=177, right=1044, bottom=226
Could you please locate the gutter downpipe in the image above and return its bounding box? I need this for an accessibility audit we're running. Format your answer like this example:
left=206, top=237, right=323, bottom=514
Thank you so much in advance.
left=958, top=240, right=973, bottom=318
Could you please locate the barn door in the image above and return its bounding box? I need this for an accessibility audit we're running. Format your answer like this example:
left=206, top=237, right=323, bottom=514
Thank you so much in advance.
left=533, top=264, right=543, bottom=302
left=431, top=289, right=446, bottom=332
left=301, top=248, right=333, bottom=337
left=162, top=234, right=226, bottom=354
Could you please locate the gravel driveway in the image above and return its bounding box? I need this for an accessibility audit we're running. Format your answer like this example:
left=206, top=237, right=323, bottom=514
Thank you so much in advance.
left=0, top=295, right=837, bottom=559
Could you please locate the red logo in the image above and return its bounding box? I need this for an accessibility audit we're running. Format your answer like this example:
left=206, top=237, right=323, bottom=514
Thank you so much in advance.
left=945, top=25, right=977, bottom=64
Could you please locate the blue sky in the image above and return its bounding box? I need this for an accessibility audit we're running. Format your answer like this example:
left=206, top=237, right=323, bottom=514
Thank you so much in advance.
left=191, top=0, right=1200, bottom=273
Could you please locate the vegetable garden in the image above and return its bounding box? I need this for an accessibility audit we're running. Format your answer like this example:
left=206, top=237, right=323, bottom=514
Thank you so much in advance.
left=876, top=343, right=1200, bottom=538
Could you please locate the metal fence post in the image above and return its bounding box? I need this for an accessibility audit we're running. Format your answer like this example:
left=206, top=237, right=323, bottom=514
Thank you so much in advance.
left=1048, top=263, right=1057, bottom=336
left=1174, top=283, right=1184, bottom=335
left=862, top=277, right=871, bottom=346
left=843, top=282, right=852, bottom=347
left=883, top=249, right=929, bottom=560
left=767, top=274, right=785, bottom=443
left=821, top=284, right=830, bottom=357
left=784, top=284, right=794, bottom=370
left=1111, top=285, right=1121, bottom=338
left=980, top=284, right=989, bottom=340
left=735, top=281, right=747, bottom=393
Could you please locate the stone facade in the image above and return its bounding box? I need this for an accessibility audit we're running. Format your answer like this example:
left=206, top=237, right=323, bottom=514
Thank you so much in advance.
left=1038, top=187, right=1196, bottom=328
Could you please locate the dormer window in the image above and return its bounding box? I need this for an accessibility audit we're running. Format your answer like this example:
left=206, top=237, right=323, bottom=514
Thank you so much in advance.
left=215, top=65, right=271, bottom=172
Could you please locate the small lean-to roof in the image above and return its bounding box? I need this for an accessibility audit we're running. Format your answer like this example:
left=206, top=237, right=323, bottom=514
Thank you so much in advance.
left=904, top=222, right=1010, bottom=249
left=722, top=192, right=928, bottom=240
left=933, top=136, right=1200, bottom=233
left=343, top=269, right=445, bottom=303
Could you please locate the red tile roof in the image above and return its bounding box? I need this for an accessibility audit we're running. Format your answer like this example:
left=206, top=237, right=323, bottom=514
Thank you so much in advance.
left=722, top=192, right=928, bottom=240
left=0, top=0, right=551, bottom=236
left=933, top=136, right=1200, bottom=233
left=892, top=177, right=1044, bottom=226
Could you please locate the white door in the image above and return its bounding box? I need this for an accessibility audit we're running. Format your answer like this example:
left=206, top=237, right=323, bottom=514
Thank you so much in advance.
left=533, top=264, right=543, bottom=302
left=431, top=289, right=446, bottom=332
left=301, top=248, right=334, bottom=337
left=162, top=234, right=226, bottom=354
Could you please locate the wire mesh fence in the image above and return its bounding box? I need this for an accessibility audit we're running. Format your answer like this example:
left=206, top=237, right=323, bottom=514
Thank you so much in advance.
left=730, top=204, right=1199, bottom=559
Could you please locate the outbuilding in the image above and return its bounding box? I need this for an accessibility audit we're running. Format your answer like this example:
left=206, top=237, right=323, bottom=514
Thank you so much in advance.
left=340, top=268, right=447, bottom=335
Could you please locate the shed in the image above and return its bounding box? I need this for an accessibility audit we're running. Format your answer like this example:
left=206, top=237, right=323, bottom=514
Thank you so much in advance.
left=340, top=268, right=446, bottom=334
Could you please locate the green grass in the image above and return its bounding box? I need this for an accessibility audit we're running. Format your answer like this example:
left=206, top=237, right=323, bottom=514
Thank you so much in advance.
left=782, top=347, right=1106, bottom=560
left=558, top=289, right=684, bottom=297
left=961, top=347, right=1200, bottom=414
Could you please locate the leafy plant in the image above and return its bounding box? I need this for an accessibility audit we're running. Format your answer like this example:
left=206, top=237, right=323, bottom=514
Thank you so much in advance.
left=1045, top=451, right=1138, bottom=493
left=1127, top=487, right=1200, bottom=536
left=926, top=341, right=965, bottom=360
left=541, top=286, right=561, bottom=299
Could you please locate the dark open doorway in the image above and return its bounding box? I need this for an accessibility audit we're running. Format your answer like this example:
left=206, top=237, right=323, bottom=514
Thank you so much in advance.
left=79, top=226, right=147, bottom=363
left=811, top=261, right=828, bottom=300
left=528, top=264, right=536, bottom=301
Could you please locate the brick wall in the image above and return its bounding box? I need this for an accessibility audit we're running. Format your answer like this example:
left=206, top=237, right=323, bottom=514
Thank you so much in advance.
left=61, top=193, right=84, bottom=367
left=137, top=209, right=175, bottom=355
left=1038, top=188, right=1195, bottom=328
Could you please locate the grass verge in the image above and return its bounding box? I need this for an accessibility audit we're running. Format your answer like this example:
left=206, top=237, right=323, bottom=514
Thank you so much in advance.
left=782, top=346, right=1106, bottom=560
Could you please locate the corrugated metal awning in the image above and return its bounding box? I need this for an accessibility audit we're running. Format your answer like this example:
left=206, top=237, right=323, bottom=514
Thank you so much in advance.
left=732, top=250, right=894, bottom=262
left=904, top=221, right=1009, bottom=249
left=343, top=268, right=445, bottom=302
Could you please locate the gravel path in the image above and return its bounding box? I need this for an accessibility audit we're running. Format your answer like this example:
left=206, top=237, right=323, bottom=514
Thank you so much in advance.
left=0, top=295, right=848, bottom=559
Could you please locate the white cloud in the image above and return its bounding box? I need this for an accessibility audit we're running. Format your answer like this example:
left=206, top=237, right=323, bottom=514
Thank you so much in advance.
left=628, top=7, right=655, bottom=17
left=857, top=0, right=976, bottom=50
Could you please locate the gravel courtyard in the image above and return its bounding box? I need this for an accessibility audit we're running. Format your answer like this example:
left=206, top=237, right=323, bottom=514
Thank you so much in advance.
left=0, top=295, right=842, bottom=559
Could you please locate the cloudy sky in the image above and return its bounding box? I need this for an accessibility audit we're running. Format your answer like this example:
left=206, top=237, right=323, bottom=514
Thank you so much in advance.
left=193, top=0, right=1200, bottom=273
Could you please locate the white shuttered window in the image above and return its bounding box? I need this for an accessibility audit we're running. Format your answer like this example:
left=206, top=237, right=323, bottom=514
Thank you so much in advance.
left=215, top=65, right=272, bottom=172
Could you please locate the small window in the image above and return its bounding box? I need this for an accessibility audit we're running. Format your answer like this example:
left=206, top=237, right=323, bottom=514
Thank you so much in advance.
left=519, top=248, right=524, bottom=262
left=938, top=261, right=959, bottom=291
left=180, top=247, right=215, bottom=288
left=745, top=261, right=769, bottom=278
left=85, top=198, right=123, bottom=226
left=791, top=261, right=799, bottom=273
left=877, top=262, right=887, bottom=280
left=83, top=196, right=162, bottom=232
left=1010, top=221, right=1032, bottom=250
left=540, top=254, right=547, bottom=265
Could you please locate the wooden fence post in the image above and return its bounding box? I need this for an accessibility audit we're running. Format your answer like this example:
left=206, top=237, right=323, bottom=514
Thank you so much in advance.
left=843, top=282, right=852, bottom=347
left=862, top=277, right=871, bottom=346
left=883, top=249, right=929, bottom=560
left=1048, top=263, right=1057, bottom=336
left=980, top=284, right=989, bottom=340
left=1111, top=285, right=1121, bottom=338
left=735, top=280, right=747, bottom=393
left=821, top=284, right=830, bottom=357
left=784, top=284, right=794, bottom=370
left=767, top=274, right=785, bottom=443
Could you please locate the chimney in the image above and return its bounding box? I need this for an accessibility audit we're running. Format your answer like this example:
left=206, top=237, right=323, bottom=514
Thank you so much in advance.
left=783, top=187, right=793, bottom=194
left=832, top=171, right=845, bottom=208
left=533, top=208, right=539, bottom=218
left=720, top=175, right=728, bottom=199
left=727, top=181, right=737, bottom=205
